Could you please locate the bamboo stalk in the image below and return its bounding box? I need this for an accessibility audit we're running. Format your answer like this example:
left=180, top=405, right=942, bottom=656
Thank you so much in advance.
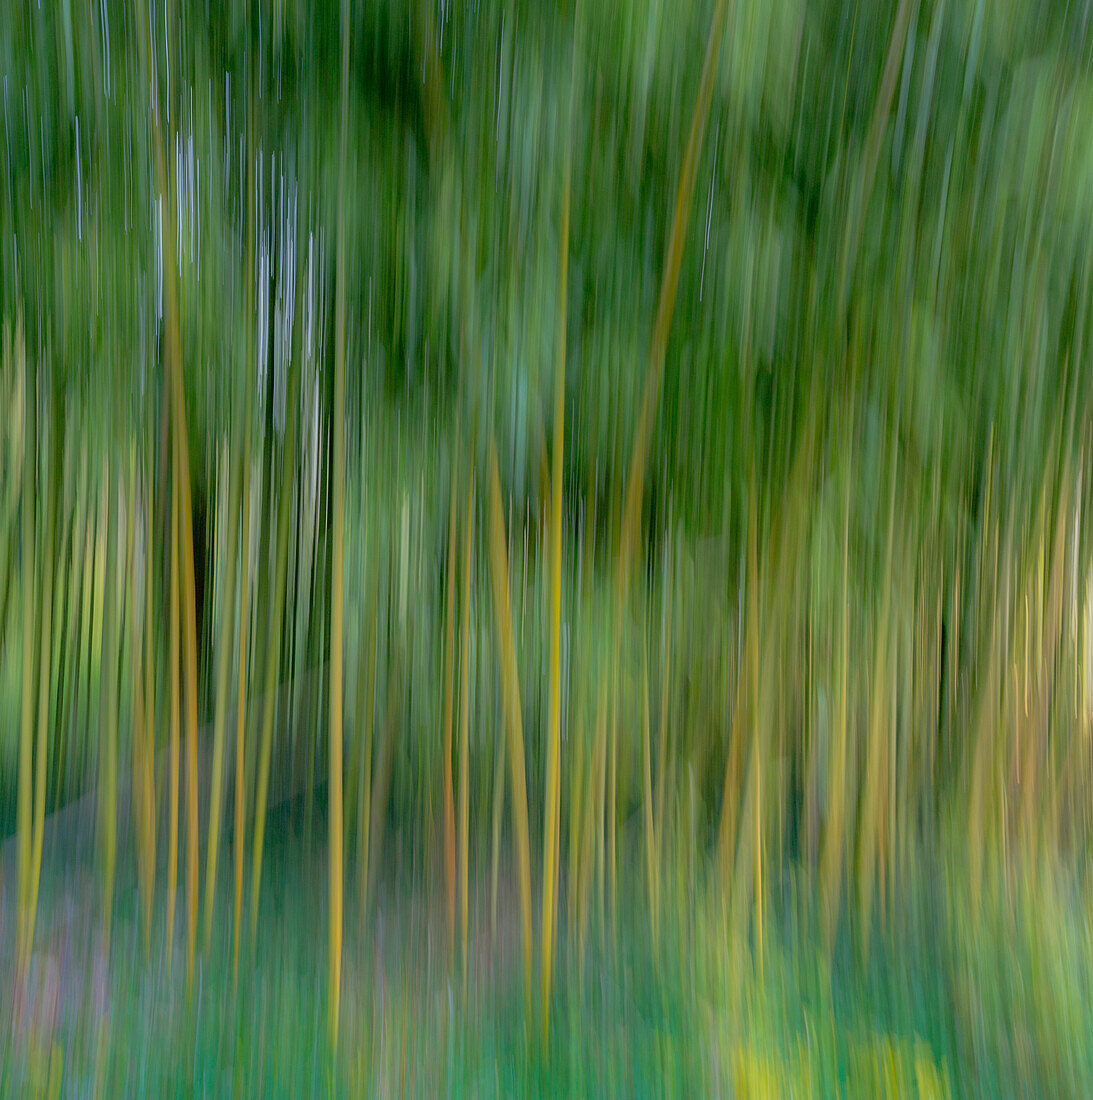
left=141, top=0, right=200, bottom=992
left=232, top=440, right=252, bottom=985
left=485, top=440, right=534, bottom=1012
left=357, top=569, right=377, bottom=925
left=167, top=472, right=181, bottom=972
left=616, top=0, right=728, bottom=593
left=329, top=0, right=350, bottom=1049
left=140, top=449, right=157, bottom=960
left=442, top=463, right=459, bottom=954
left=28, top=385, right=58, bottom=982
left=856, top=442, right=899, bottom=959
left=128, top=455, right=149, bottom=958
left=641, top=641, right=656, bottom=944
left=490, top=690, right=507, bottom=936
left=99, top=464, right=119, bottom=955
left=565, top=697, right=585, bottom=945
left=15, top=320, right=35, bottom=983
left=232, top=71, right=258, bottom=986
left=653, top=565, right=672, bottom=933
left=820, top=489, right=851, bottom=953
left=250, top=265, right=303, bottom=948
left=458, top=475, right=474, bottom=992
left=203, top=436, right=243, bottom=951
left=179, top=436, right=200, bottom=993
left=579, top=681, right=607, bottom=968
left=541, top=130, right=571, bottom=1042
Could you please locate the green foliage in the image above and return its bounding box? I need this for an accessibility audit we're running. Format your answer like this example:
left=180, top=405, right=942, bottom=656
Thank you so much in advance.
left=1, top=0, right=1092, bottom=1087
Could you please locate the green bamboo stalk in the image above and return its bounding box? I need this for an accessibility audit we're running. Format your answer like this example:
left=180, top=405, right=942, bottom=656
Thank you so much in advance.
left=203, top=424, right=244, bottom=951
left=30, top=386, right=59, bottom=985
left=653, top=567, right=672, bottom=930
left=565, top=696, right=584, bottom=944
left=99, top=464, right=119, bottom=955
left=579, top=681, right=606, bottom=968
left=458, top=475, right=474, bottom=992
left=329, top=0, right=350, bottom=1047
left=641, top=640, right=656, bottom=944
left=442, top=463, right=459, bottom=954
left=250, top=264, right=303, bottom=948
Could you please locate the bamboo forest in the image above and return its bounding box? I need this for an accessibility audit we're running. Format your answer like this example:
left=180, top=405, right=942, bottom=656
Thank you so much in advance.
left=1, top=0, right=1093, bottom=1094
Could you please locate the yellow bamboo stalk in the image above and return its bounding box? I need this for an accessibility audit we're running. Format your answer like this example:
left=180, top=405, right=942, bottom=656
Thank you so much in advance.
left=139, top=0, right=199, bottom=992
left=179, top=438, right=200, bottom=993
left=234, top=55, right=258, bottom=991
left=836, top=0, right=917, bottom=320
left=541, top=136, right=571, bottom=1042
left=1036, top=470, right=1072, bottom=855
left=459, top=475, right=474, bottom=991
left=608, top=0, right=726, bottom=954
left=819, top=492, right=850, bottom=953
left=485, top=440, right=533, bottom=1011
left=357, top=572, right=377, bottom=922
left=127, top=452, right=151, bottom=960
left=856, top=451, right=898, bottom=959
left=141, top=456, right=157, bottom=960
left=856, top=618, right=892, bottom=959
left=232, top=448, right=252, bottom=986
left=167, top=476, right=181, bottom=971
left=616, top=0, right=728, bottom=592
left=15, top=320, right=35, bottom=983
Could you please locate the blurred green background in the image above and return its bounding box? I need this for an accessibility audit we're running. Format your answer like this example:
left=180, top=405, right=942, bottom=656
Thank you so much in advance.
left=1, top=0, right=1092, bottom=1094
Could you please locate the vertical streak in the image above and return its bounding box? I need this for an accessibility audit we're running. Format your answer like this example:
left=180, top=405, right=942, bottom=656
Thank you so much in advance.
left=459, top=476, right=474, bottom=993
left=329, top=0, right=350, bottom=1052
left=167, top=466, right=180, bottom=972
left=541, top=127, right=570, bottom=1042
left=442, top=463, right=459, bottom=953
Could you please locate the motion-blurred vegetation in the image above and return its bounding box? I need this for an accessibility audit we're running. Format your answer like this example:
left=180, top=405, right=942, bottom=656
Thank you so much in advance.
left=1, top=0, right=1092, bottom=1093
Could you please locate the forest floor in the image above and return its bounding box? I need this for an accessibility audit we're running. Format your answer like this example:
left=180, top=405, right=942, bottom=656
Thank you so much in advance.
left=2, top=779, right=1092, bottom=1096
